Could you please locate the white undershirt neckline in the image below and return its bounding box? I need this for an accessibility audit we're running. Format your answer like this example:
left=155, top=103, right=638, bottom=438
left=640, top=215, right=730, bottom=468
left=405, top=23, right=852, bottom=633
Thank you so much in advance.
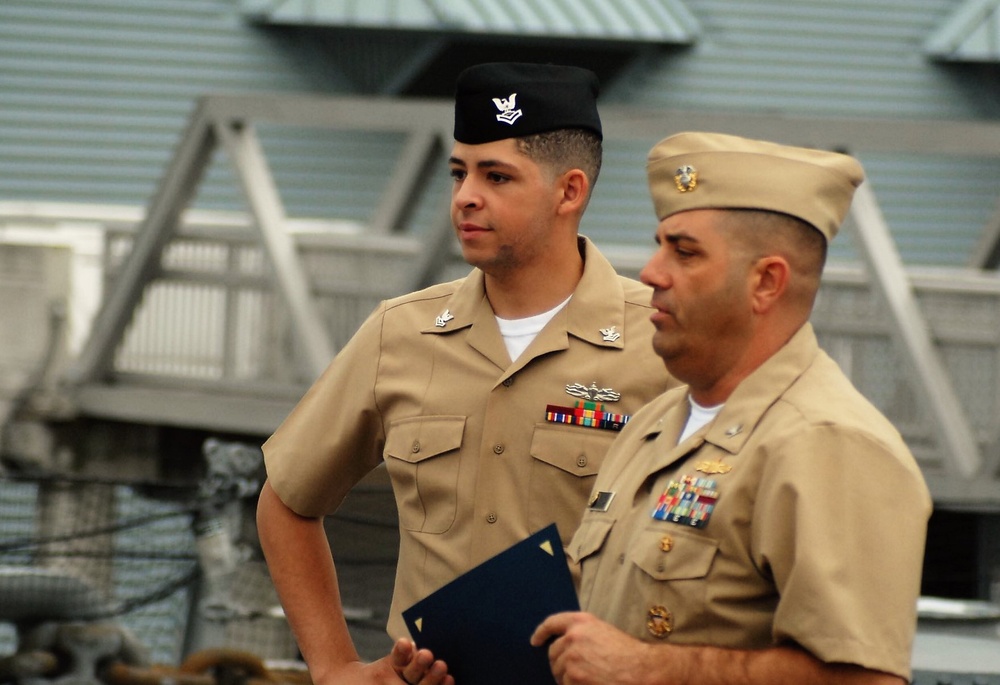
left=495, top=295, right=572, bottom=362
left=679, top=395, right=723, bottom=444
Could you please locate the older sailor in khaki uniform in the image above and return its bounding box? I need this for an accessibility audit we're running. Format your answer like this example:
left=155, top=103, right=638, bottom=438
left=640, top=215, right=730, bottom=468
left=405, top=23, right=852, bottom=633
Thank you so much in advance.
left=256, top=62, right=676, bottom=685
left=533, top=133, right=932, bottom=685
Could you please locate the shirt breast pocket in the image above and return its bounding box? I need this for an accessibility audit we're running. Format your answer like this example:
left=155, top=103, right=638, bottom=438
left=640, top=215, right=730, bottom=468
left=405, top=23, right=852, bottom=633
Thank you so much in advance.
left=528, top=424, right=615, bottom=542
left=629, top=525, right=719, bottom=631
left=569, top=517, right=614, bottom=565
left=384, top=415, right=466, bottom=534
left=631, top=526, right=719, bottom=580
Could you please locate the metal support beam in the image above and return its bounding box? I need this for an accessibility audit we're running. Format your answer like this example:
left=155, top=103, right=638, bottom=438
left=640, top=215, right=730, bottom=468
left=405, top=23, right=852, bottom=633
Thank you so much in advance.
left=410, top=205, right=459, bottom=292
left=850, top=182, right=982, bottom=478
left=369, top=129, right=444, bottom=235
left=64, top=101, right=217, bottom=385
left=213, top=119, right=334, bottom=380
left=968, top=192, right=1000, bottom=269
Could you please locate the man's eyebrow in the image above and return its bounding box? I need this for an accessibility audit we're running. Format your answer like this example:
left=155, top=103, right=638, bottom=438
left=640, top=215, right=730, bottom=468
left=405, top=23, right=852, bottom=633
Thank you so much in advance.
left=448, top=156, right=517, bottom=171
left=664, top=231, right=697, bottom=245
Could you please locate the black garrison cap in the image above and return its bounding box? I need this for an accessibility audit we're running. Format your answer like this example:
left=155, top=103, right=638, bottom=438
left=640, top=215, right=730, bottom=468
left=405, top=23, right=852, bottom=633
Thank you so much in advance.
left=453, top=62, right=602, bottom=144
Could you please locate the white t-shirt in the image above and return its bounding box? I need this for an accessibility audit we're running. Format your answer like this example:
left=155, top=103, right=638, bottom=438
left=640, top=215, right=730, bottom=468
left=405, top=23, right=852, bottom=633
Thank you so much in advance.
left=678, top=395, right=723, bottom=443
left=495, top=295, right=572, bottom=362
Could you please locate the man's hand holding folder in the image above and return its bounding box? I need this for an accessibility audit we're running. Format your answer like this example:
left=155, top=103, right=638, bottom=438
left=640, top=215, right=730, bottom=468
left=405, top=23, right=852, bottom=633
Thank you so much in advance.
left=399, top=524, right=578, bottom=685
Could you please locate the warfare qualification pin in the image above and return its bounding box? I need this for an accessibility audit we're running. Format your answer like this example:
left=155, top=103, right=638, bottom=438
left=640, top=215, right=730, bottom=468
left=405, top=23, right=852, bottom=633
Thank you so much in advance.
left=674, top=164, right=698, bottom=193
left=695, top=459, right=733, bottom=475
left=566, top=381, right=621, bottom=403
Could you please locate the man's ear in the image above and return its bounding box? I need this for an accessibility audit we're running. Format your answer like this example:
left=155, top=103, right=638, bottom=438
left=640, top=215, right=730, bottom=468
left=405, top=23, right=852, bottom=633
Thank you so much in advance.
left=556, top=168, right=590, bottom=215
left=750, top=256, right=789, bottom=314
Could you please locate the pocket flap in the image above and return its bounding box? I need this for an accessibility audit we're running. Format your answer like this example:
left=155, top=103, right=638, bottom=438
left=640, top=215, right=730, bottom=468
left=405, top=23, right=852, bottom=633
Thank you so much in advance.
left=530, top=424, right=614, bottom=477
left=385, top=415, right=466, bottom=464
left=631, top=526, right=718, bottom=581
left=569, top=517, right=614, bottom=565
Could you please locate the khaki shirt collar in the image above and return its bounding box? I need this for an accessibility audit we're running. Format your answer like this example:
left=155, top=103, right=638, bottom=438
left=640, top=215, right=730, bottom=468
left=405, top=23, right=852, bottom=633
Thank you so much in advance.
left=421, top=236, right=629, bottom=352
left=637, top=323, right=820, bottom=454
left=704, top=323, right=820, bottom=454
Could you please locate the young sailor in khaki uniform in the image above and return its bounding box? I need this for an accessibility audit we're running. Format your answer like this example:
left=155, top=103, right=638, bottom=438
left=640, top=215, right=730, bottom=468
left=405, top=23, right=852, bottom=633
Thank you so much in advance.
left=532, top=132, right=932, bottom=685
left=256, top=63, right=676, bottom=685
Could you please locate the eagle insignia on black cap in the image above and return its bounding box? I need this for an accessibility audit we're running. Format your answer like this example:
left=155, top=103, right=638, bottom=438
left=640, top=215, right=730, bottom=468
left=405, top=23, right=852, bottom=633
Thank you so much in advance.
left=492, top=93, right=522, bottom=125
left=453, top=63, right=602, bottom=144
left=674, top=165, right=698, bottom=193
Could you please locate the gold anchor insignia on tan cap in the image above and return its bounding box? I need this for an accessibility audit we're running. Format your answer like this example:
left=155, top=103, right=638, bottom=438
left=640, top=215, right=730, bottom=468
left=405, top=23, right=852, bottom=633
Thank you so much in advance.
left=435, top=309, right=454, bottom=327
left=674, top=164, right=698, bottom=192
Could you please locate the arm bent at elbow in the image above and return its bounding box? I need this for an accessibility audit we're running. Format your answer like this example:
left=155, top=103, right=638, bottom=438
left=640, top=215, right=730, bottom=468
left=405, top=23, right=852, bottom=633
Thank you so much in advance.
left=257, top=481, right=384, bottom=684
left=531, top=612, right=906, bottom=685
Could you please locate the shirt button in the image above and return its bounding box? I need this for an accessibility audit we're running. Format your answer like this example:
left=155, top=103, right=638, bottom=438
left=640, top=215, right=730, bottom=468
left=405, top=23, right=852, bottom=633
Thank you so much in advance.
left=646, top=605, right=673, bottom=638
left=493, top=444, right=505, bottom=455
left=617, top=553, right=625, bottom=565
left=576, top=455, right=588, bottom=468
left=486, top=512, right=497, bottom=524
left=502, top=376, right=514, bottom=387
left=411, top=441, right=420, bottom=453
left=659, top=535, right=674, bottom=552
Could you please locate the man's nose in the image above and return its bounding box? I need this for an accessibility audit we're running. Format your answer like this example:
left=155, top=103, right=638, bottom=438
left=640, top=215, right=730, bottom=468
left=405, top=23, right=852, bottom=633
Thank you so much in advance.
left=453, top=179, right=482, bottom=210
left=640, top=251, right=670, bottom=289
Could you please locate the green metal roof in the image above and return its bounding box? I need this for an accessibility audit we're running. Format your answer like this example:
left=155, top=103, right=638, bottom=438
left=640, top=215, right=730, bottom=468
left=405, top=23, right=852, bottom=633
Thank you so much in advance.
left=925, top=0, right=1000, bottom=62
left=241, top=0, right=700, bottom=44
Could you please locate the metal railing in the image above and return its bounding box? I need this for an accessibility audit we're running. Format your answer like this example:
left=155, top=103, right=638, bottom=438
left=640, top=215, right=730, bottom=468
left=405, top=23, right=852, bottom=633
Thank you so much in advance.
left=4, top=94, right=1000, bottom=506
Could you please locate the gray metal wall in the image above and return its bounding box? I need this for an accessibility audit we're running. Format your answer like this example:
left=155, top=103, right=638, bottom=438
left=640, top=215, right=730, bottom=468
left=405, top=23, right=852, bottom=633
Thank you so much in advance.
left=616, top=0, right=995, bottom=118
left=592, top=0, right=1000, bottom=265
left=1, top=0, right=998, bottom=266
left=0, top=0, right=346, bottom=208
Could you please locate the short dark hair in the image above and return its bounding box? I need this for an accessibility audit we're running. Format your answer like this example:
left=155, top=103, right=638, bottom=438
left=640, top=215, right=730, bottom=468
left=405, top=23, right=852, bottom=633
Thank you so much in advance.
left=722, top=209, right=827, bottom=271
left=719, top=209, right=828, bottom=310
left=515, top=128, right=603, bottom=194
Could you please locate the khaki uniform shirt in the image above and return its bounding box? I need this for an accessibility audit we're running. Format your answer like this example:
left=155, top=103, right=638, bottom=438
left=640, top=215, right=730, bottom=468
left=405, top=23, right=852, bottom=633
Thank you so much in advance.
left=263, top=237, right=675, bottom=637
left=572, top=324, right=931, bottom=680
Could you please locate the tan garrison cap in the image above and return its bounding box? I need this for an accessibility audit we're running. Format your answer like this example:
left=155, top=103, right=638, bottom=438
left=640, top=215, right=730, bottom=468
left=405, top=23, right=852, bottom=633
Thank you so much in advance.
left=646, top=132, right=865, bottom=242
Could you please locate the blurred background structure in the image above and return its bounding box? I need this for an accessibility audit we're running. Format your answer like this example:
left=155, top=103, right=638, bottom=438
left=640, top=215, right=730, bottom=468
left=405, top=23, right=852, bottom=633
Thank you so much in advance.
left=2, top=1, right=1000, bottom=683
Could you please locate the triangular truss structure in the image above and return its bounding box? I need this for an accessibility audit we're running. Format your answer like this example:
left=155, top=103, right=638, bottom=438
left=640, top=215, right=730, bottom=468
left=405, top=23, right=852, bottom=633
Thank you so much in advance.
left=60, top=93, right=1000, bottom=496
left=925, top=0, right=1000, bottom=62
left=67, top=95, right=456, bottom=386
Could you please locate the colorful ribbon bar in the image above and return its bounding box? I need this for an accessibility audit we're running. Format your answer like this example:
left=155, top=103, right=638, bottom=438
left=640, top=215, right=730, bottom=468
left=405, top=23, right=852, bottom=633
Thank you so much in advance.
left=652, top=475, right=719, bottom=529
left=545, top=401, right=630, bottom=431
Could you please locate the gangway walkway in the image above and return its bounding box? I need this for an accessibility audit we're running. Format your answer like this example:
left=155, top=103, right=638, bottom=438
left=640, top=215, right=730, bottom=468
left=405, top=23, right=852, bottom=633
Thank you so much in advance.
left=6, top=93, right=1000, bottom=509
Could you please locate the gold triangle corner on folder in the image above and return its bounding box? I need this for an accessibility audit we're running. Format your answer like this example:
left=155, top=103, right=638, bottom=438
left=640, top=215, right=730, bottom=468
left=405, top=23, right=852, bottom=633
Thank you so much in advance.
left=539, top=540, right=554, bottom=556
left=415, top=618, right=423, bottom=632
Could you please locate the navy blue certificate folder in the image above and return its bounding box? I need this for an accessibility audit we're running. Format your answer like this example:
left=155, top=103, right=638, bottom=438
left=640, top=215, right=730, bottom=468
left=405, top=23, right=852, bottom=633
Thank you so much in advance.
left=401, top=523, right=579, bottom=685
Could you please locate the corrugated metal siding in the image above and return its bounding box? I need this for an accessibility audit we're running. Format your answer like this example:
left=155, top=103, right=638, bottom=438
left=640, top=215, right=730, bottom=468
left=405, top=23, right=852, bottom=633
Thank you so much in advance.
left=251, top=125, right=408, bottom=220
left=580, top=139, right=658, bottom=250
left=0, top=0, right=998, bottom=268
left=244, top=0, right=701, bottom=43
left=610, top=0, right=981, bottom=119
left=595, top=0, right=1000, bottom=266
left=851, top=153, right=1000, bottom=265
left=0, top=0, right=386, bottom=218
left=582, top=141, right=1000, bottom=268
